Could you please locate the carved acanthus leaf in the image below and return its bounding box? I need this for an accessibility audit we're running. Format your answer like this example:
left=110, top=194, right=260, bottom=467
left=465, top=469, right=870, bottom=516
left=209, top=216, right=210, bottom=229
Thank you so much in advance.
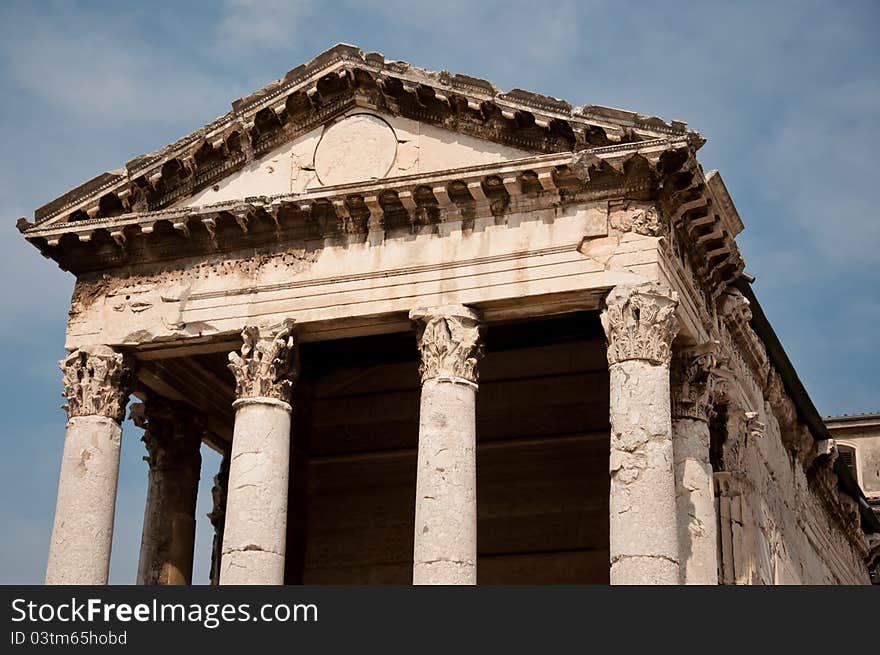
left=410, top=305, right=485, bottom=384
left=227, top=320, right=298, bottom=403
left=60, top=348, right=133, bottom=422
left=672, top=342, right=720, bottom=421
left=601, top=282, right=680, bottom=366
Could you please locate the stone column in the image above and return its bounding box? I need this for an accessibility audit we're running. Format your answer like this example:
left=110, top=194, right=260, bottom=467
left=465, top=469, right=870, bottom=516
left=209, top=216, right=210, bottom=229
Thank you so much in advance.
left=409, top=305, right=485, bottom=585
left=46, top=347, right=132, bottom=585
left=208, top=449, right=231, bottom=586
left=220, top=321, right=298, bottom=585
left=671, top=343, right=720, bottom=585
left=131, top=397, right=203, bottom=585
left=601, top=282, right=681, bottom=585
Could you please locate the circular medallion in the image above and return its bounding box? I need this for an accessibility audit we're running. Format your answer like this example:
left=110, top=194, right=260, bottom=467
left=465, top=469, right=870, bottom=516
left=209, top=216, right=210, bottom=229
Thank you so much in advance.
left=313, top=113, right=398, bottom=186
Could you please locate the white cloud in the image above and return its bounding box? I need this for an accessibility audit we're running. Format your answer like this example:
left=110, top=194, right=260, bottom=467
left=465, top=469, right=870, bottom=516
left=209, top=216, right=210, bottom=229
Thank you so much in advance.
left=0, top=8, right=232, bottom=126
left=216, top=0, right=314, bottom=51
left=757, top=79, right=880, bottom=263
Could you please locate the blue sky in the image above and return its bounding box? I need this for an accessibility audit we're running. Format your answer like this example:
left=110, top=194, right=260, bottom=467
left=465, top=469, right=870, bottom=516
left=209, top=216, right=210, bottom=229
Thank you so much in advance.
left=0, top=0, right=877, bottom=584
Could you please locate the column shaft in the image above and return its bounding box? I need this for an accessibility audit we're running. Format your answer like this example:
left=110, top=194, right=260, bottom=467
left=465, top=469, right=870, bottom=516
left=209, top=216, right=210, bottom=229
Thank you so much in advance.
left=46, top=416, right=122, bottom=584
left=673, top=417, right=718, bottom=584
left=219, top=400, right=291, bottom=584
left=671, top=343, right=720, bottom=585
left=133, top=398, right=202, bottom=585
left=413, top=380, right=477, bottom=584
left=608, top=362, right=679, bottom=584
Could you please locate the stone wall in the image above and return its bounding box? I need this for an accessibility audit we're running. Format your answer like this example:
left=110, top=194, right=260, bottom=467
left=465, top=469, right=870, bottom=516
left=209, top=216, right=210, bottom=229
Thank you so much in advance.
left=714, top=293, right=870, bottom=585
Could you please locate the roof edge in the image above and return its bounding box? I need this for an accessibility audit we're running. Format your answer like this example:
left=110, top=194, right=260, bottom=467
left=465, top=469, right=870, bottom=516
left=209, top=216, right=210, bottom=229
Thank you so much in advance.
left=733, top=276, right=880, bottom=534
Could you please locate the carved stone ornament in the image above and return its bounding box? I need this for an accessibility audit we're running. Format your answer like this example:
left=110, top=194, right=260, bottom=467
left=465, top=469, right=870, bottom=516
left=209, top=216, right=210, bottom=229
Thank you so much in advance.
left=129, top=397, right=203, bottom=471
left=609, top=201, right=665, bottom=237
left=410, top=305, right=485, bottom=384
left=744, top=411, right=765, bottom=440
left=60, top=348, right=132, bottom=422
left=227, top=319, right=299, bottom=403
left=601, top=282, right=680, bottom=366
left=719, top=288, right=752, bottom=325
left=672, top=342, right=720, bottom=421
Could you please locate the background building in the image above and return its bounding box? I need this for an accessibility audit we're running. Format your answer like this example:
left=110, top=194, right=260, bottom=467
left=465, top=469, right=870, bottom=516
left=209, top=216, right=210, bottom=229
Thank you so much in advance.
left=825, top=413, right=880, bottom=516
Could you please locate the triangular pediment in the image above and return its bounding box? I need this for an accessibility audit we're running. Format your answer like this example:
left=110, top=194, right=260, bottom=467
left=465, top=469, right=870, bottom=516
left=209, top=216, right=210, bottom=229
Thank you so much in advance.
left=24, top=43, right=696, bottom=231
left=176, top=108, right=535, bottom=209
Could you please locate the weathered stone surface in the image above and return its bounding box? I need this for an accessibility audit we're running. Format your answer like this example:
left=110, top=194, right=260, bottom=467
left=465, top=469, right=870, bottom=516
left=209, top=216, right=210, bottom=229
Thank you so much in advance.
left=412, top=380, right=478, bottom=584
left=673, top=417, right=718, bottom=584
left=220, top=399, right=292, bottom=585
left=221, top=323, right=298, bottom=585
left=410, top=305, right=484, bottom=384
left=315, top=113, right=398, bottom=186
left=671, top=343, right=719, bottom=423
left=47, top=346, right=132, bottom=585
left=131, top=397, right=203, bottom=585
left=46, top=416, right=123, bottom=585
left=601, top=282, right=679, bottom=366
left=603, top=284, right=680, bottom=585
left=671, top=343, right=720, bottom=585
left=228, top=320, right=298, bottom=403
left=607, top=362, right=679, bottom=584
left=411, top=306, right=484, bottom=585
left=60, top=347, right=132, bottom=422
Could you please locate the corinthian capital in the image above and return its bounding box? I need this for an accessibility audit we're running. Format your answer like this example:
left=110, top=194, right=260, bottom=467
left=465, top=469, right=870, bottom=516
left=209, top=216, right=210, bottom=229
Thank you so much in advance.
left=227, top=320, right=298, bottom=403
left=410, top=305, right=485, bottom=385
left=672, top=342, right=720, bottom=421
left=60, top=347, right=132, bottom=422
left=129, top=396, right=203, bottom=471
left=601, top=282, right=679, bottom=366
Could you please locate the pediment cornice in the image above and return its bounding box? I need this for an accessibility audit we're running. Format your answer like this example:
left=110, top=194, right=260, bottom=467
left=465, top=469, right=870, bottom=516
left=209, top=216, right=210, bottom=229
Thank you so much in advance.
left=21, top=44, right=702, bottom=232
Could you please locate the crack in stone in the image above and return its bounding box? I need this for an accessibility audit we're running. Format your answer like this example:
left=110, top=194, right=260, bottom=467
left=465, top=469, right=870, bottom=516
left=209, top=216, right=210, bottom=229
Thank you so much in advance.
left=611, top=554, right=679, bottom=566
left=224, top=544, right=284, bottom=557
left=419, top=558, right=474, bottom=566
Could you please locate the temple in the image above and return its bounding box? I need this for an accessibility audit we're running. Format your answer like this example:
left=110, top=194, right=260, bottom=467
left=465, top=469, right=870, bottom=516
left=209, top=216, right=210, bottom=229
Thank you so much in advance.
left=18, top=44, right=880, bottom=585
